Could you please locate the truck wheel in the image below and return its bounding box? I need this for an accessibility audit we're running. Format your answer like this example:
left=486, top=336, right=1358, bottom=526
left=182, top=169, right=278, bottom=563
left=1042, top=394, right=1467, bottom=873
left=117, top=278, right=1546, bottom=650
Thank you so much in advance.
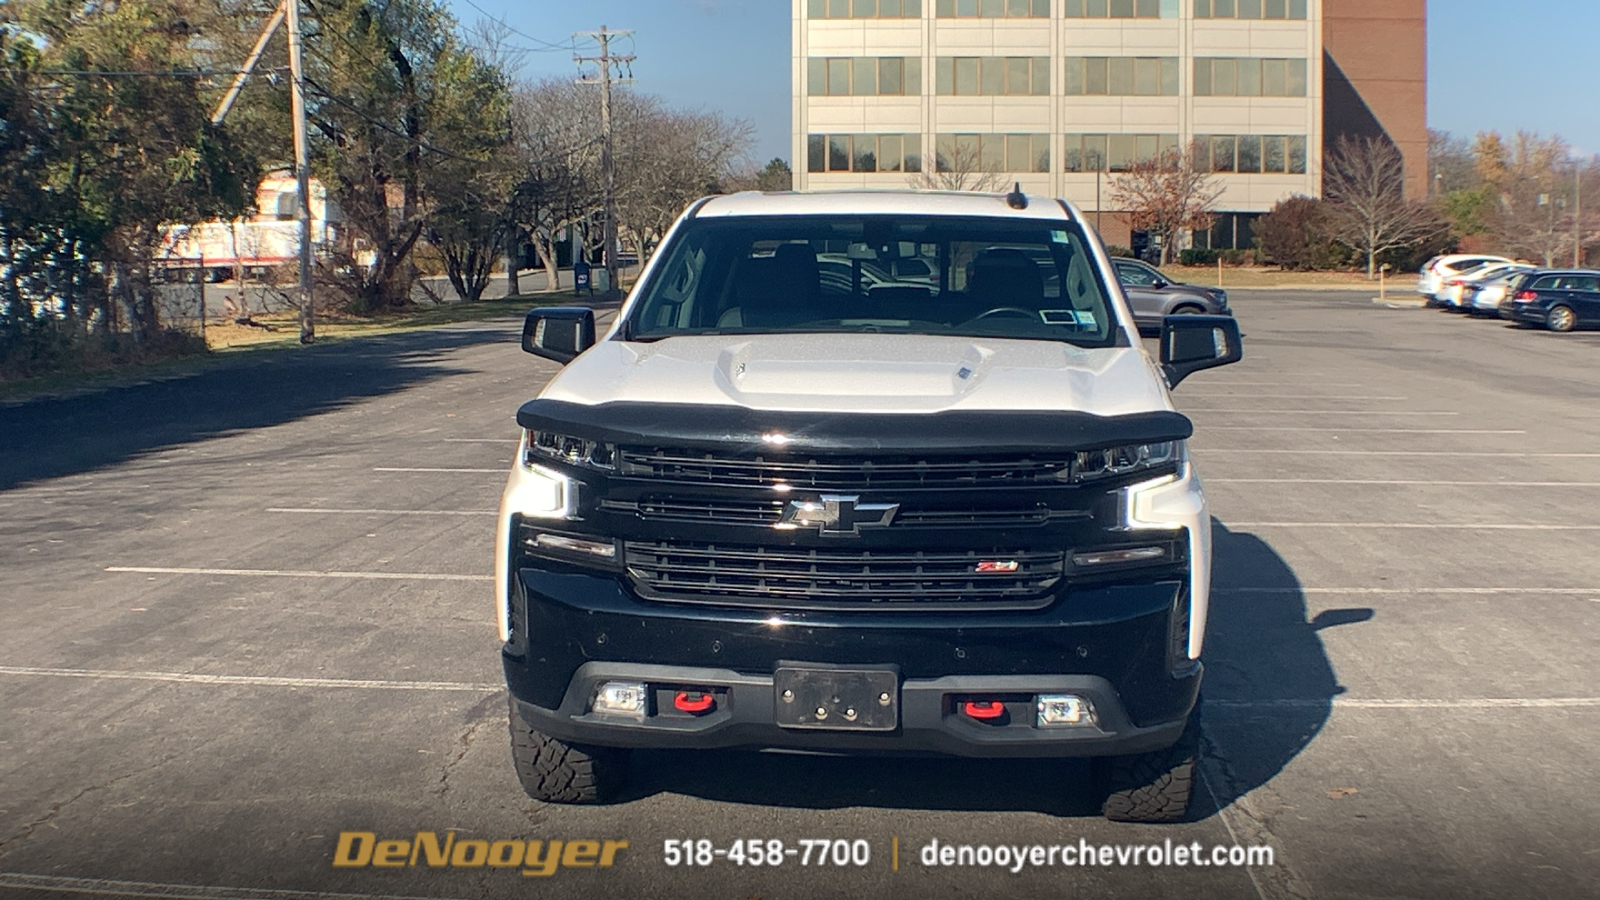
left=508, top=700, right=629, bottom=803
left=1095, top=705, right=1201, bottom=823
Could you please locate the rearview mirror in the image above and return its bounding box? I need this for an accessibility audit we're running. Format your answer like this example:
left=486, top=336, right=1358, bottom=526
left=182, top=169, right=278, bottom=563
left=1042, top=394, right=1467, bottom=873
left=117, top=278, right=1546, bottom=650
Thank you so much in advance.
left=1160, top=315, right=1243, bottom=389
left=521, top=307, right=596, bottom=364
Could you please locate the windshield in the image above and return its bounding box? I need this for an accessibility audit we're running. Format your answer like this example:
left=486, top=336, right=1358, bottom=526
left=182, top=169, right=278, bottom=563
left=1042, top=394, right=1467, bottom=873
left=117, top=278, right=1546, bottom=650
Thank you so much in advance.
left=624, top=215, right=1121, bottom=346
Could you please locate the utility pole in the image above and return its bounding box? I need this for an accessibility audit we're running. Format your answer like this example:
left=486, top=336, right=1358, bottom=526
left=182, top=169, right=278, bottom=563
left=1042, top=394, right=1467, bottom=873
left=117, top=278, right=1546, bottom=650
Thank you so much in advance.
left=211, top=1, right=285, bottom=126
left=286, top=0, right=315, bottom=343
left=575, top=25, right=633, bottom=298
left=1576, top=165, right=1584, bottom=269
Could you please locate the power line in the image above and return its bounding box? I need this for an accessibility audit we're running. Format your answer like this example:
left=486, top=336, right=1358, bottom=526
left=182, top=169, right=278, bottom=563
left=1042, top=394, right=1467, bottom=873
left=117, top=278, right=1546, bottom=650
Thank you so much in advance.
left=454, top=0, right=578, bottom=53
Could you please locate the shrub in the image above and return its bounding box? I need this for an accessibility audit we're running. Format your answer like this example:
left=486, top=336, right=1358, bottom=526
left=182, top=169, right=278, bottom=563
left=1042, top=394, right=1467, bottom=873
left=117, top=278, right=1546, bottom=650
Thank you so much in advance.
left=1179, top=248, right=1220, bottom=266
left=1103, top=244, right=1133, bottom=259
left=1255, top=195, right=1333, bottom=271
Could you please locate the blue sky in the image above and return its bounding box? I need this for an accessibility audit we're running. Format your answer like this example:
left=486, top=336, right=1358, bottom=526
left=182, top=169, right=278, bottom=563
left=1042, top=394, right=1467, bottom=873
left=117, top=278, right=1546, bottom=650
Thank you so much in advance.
left=449, top=0, right=1600, bottom=163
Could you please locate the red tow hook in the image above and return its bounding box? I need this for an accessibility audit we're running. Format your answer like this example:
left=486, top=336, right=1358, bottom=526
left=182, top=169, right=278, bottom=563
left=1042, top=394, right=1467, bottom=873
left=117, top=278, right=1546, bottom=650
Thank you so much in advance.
left=674, top=691, right=716, bottom=714
left=963, top=700, right=1006, bottom=720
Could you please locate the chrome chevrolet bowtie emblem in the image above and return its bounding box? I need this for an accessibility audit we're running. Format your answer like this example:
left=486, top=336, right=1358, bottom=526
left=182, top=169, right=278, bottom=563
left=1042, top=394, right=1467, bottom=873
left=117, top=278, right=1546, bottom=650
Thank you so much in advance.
left=776, top=494, right=900, bottom=537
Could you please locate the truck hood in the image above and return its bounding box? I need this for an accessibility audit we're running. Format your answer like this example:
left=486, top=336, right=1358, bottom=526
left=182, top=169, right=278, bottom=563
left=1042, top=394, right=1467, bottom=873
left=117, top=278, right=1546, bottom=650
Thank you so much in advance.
left=537, top=333, right=1172, bottom=416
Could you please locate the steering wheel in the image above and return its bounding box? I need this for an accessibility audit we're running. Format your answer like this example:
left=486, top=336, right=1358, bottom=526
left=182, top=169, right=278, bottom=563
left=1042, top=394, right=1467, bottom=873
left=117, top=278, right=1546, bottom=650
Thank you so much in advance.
left=969, top=307, right=1038, bottom=322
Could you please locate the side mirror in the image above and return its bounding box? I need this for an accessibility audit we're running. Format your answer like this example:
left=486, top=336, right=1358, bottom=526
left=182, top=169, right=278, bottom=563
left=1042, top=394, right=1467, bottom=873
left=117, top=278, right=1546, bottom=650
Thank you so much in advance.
left=521, top=307, right=596, bottom=364
left=1161, top=315, right=1243, bottom=389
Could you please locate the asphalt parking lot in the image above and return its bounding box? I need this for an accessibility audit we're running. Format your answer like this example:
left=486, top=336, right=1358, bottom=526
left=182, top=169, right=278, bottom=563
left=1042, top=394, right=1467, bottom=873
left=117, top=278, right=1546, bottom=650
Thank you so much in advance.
left=1, top=290, right=1597, bottom=900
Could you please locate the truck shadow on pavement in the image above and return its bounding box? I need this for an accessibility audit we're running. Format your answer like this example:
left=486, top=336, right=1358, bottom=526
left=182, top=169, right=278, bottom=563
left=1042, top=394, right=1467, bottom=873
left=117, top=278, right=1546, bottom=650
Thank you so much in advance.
left=622, top=520, right=1370, bottom=820
left=0, top=327, right=509, bottom=492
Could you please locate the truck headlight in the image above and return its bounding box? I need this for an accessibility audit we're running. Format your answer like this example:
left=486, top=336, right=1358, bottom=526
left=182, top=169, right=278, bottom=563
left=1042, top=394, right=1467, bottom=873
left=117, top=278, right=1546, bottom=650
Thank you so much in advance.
left=1070, top=441, right=1181, bottom=482
left=525, top=429, right=615, bottom=470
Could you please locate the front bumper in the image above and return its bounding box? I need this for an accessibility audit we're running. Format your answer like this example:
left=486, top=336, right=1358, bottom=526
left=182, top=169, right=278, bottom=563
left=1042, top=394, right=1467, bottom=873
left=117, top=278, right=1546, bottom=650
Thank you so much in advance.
left=502, top=567, right=1201, bottom=758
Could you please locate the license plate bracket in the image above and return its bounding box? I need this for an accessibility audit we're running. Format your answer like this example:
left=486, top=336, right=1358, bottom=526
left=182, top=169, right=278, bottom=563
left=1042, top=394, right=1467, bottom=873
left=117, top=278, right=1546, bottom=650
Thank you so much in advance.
left=773, top=665, right=899, bottom=732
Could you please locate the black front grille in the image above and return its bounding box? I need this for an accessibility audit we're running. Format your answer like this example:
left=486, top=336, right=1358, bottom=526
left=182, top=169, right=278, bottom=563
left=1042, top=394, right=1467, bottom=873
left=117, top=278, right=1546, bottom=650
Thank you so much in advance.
left=624, top=540, right=1066, bottom=609
left=616, top=447, right=1073, bottom=490
left=601, top=496, right=1058, bottom=529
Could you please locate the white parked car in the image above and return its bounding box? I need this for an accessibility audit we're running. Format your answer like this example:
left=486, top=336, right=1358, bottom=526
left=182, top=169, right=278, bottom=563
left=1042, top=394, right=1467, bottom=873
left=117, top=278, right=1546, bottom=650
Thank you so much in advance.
left=1442, top=262, right=1532, bottom=311
left=1419, top=254, right=1514, bottom=304
left=1468, top=267, right=1536, bottom=316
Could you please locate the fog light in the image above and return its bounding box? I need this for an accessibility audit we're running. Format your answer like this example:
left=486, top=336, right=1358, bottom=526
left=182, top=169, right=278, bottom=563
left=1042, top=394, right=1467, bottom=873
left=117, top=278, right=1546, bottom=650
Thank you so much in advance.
left=592, top=681, right=648, bottom=719
left=1072, top=546, right=1166, bottom=567
left=1036, top=694, right=1096, bottom=727
left=533, top=533, right=617, bottom=560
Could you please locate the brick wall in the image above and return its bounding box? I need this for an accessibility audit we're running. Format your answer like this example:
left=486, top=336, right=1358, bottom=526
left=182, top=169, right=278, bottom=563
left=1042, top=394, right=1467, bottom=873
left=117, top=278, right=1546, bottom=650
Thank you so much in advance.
left=1322, top=0, right=1429, bottom=200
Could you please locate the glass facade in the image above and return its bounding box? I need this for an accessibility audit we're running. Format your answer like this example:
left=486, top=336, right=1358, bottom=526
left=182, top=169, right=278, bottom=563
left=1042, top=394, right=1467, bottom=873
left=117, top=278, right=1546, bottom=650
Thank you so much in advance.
left=807, top=134, right=924, bottom=173
left=934, top=134, right=1050, bottom=174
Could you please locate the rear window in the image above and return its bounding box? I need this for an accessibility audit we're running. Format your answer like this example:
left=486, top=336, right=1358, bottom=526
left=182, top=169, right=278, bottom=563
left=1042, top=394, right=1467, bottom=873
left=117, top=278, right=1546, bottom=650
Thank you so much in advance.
left=625, top=215, right=1120, bottom=347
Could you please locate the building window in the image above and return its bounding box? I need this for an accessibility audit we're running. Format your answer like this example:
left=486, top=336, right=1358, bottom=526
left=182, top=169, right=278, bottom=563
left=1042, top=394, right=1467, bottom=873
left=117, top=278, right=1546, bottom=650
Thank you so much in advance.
left=935, top=133, right=1049, bottom=174
left=1194, top=58, right=1308, bottom=97
left=1062, top=0, right=1177, bottom=17
left=807, top=57, right=923, bottom=96
left=935, top=57, right=1050, bottom=96
left=1062, top=133, right=1178, bottom=172
left=808, top=134, right=924, bottom=173
left=1193, top=135, right=1308, bottom=173
left=808, top=0, right=923, bottom=18
left=1195, top=0, right=1307, bottom=19
left=1064, top=57, right=1179, bottom=96
left=1195, top=212, right=1263, bottom=251
left=935, top=0, right=1049, bottom=17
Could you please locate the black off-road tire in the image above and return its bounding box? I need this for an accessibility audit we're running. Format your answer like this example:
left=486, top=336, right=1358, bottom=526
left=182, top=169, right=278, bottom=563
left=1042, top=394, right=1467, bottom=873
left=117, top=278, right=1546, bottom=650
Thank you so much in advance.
left=1095, top=705, right=1201, bottom=824
left=508, top=699, right=629, bottom=804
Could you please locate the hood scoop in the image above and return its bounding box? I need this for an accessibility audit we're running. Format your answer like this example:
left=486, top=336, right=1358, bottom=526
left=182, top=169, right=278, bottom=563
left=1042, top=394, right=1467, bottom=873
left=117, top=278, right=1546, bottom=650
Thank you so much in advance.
left=715, top=337, right=991, bottom=400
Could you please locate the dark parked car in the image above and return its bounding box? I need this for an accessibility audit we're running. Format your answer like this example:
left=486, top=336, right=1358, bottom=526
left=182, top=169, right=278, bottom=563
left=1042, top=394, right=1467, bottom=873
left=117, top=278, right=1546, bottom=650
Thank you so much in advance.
left=1112, top=258, right=1231, bottom=333
left=1499, top=270, right=1600, bottom=332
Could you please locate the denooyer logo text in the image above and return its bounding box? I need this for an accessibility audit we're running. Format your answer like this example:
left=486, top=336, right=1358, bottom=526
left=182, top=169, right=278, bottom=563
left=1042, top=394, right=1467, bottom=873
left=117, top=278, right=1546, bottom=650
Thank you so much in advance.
left=332, top=831, right=629, bottom=877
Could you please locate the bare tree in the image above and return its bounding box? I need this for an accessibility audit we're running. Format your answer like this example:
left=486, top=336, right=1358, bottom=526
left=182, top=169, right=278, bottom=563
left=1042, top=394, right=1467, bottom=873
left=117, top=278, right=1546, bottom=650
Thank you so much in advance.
left=910, top=139, right=1007, bottom=193
left=1323, top=135, right=1448, bottom=279
left=1109, top=143, right=1222, bottom=265
left=615, top=98, right=752, bottom=259
left=508, top=80, right=603, bottom=292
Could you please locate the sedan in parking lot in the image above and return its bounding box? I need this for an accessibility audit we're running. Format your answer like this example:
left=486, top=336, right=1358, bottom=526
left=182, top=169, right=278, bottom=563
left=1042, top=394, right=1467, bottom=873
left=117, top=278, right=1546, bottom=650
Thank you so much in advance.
left=1499, top=270, right=1600, bottom=331
left=1466, top=268, right=1535, bottom=317
left=1451, top=264, right=1535, bottom=314
left=1112, top=257, right=1232, bottom=333
left=1418, top=254, right=1514, bottom=304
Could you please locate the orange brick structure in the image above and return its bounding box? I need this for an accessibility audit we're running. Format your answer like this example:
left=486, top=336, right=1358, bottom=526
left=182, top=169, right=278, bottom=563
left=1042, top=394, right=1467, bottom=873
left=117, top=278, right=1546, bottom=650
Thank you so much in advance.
left=1322, top=0, right=1430, bottom=200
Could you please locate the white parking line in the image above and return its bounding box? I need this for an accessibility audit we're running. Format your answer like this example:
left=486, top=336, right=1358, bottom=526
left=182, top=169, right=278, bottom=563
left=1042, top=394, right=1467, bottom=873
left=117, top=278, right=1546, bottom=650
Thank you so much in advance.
left=0, top=667, right=1593, bottom=712
left=1184, top=395, right=1404, bottom=401
left=1212, top=698, right=1600, bottom=710
left=1201, top=427, right=1525, bottom=434
left=1225, top=522, right=1600, bottom=530
left=444, top=438, right=517, bottom=443
left=105, top=566, right=491, bottom=582
left=0, top=872, right=470, bottom=900
left=1208, top=479, right=1600, bottom=486
left=265, top=507, right=494, bottom=516
left=1216, top=586, right=1600, bottom=596
left=0, top=666, right=499, bottom=692
left=1185, top=410, right=1460, bottom=416
left=373, top=466, right=504, bottom=473
left=1194, top=449, right=1600, bottom=457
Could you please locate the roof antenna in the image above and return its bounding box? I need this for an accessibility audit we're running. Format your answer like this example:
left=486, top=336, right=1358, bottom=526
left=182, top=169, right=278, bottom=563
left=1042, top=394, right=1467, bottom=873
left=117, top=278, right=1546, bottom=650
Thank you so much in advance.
left=1005, top=182, right=1028, bottom=210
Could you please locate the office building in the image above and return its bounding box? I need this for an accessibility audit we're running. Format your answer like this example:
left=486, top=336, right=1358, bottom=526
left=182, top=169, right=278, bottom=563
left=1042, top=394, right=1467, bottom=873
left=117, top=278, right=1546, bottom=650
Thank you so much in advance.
left=792, top=0, right=1426, bottom=251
